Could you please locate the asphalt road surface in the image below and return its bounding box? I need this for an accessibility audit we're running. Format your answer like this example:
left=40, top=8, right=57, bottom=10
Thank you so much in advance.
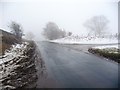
left=36, top=41, right=118, bottom=88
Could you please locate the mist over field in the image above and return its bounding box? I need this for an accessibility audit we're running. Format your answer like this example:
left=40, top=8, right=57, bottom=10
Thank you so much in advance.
left=0, top=0, right=118, bottom=40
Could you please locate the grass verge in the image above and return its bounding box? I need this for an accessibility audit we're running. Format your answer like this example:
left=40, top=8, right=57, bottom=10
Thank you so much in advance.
left=88, top=48, right=120, bottom=63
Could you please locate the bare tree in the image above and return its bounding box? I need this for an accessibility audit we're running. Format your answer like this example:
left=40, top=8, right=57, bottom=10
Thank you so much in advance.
left=42, top=22, right=66, bottom=40
left=25, top=32, right=35, bottom=40
left=84, top=15, right=109, bottom=37
left=9, top=21, right=23, bottom=39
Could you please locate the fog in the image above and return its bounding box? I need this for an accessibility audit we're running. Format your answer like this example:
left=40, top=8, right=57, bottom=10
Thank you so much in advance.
left=0, top=0, right=118, bottom=40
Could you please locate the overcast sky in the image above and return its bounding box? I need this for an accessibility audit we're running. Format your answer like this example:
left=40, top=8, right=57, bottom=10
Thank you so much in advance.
left=0, top=0, right=119, bottom=40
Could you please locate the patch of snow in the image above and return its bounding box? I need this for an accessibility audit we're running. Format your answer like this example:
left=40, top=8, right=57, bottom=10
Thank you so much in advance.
left=0, top=42, right=29, bottom=65
left=49, top=35, right=118, bottom=44
left=93, top=45, right=119, bottom=49
left=3, top=85, right=15, bottom=89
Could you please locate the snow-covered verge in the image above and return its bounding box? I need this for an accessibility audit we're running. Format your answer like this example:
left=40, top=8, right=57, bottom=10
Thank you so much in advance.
left=0, top=41, right=39, bottom=89
left=92, top=45, right=118, bottom=49
left=49, top=35, right=118, bottom=44
left=88, top=44, right=119, bottom=63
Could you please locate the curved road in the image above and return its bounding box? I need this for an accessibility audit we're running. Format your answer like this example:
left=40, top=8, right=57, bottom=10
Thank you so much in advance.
left=36, top=41, right=118, bottom=88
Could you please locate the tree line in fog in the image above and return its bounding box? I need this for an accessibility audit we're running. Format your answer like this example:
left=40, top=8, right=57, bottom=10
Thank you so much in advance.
left=8, top=15, right=119, bottom=40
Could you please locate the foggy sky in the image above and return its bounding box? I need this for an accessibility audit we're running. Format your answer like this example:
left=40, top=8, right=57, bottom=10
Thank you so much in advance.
left=0, top=0, right=118, bottom=40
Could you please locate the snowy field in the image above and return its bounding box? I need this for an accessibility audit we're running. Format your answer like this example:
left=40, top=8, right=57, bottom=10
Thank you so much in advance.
left=49, top=35, right=118, bottom=45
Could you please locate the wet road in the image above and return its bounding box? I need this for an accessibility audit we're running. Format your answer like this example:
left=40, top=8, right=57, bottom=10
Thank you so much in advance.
left=36, top=41, right=118, bottom=88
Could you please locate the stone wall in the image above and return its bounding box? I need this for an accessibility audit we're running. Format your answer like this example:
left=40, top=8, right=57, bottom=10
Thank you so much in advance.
left=0, top=41, right=42, bottom=89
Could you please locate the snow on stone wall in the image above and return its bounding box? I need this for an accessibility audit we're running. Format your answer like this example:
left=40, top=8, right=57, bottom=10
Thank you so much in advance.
left=0, top=41, right=38, bottom=89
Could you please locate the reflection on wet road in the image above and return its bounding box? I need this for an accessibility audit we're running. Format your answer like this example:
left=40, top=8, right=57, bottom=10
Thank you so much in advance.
left=36, top=41, right=118, bottom=88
